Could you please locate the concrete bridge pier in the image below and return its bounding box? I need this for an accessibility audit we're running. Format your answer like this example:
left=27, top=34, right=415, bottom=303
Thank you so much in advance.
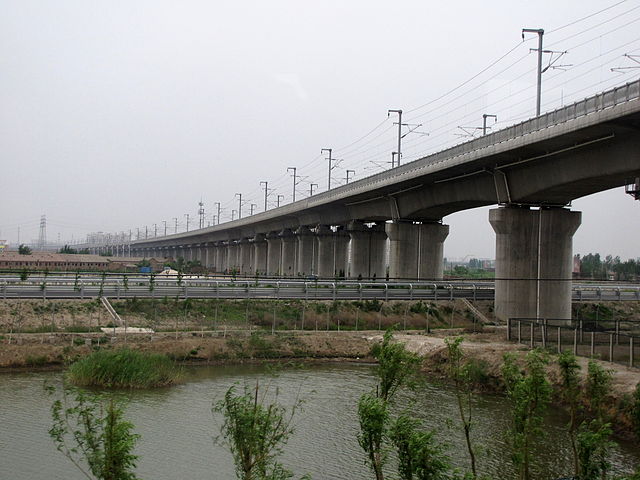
left=215, top=242, right=226, bottom=273
left=347, top=221, right=387, bottom=280
left=208, top=244, right=216, bottom=271
left=296, top=226, right=315, bottom=276
left=490, top=206, right=581, bottom=323
left=316, top=225, right=350, bottom=278
left=280, top=229, right=297, bottom=277
left=334, top=227, right=349, bottom=278
left=199, top=244, right=208, bottom=266
left=266, top=232, right=281, bottom=275
left=239, top=238, right=253, bottom=275
left=386, top=221, right=449, bottom=280
left=253, top=234, right=267, bottom=275
left=316, top=225, right=335, bottom=278
left=197, top=245, right=205, bottom=266
left=227, top=241, right=239, bottom=272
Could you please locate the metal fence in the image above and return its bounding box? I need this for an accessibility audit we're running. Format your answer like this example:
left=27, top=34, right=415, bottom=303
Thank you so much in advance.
left=1, top=275, right=638, bottom=301
left=507, top=318, right=638, bottom=369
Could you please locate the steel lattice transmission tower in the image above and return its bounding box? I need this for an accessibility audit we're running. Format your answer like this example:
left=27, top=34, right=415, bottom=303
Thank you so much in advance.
left=37, top=215, right=47, bottom=251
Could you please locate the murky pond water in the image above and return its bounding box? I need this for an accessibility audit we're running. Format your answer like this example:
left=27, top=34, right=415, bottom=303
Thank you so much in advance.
left=0, top=363, right=638, bottom=479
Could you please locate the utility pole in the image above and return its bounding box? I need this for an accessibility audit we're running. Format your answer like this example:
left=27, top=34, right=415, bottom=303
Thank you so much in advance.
left=198, top=200, right=205, bottom=229
left=236, top=193, right=243, bottom=219
left=163, top=220, right=167, bottom=236
left=214, top=202, right=221, bottom=225
left=522, top=28, right=544, bottom=116
left=321, top=148, right=333, bottom=190
left=136, top=228, right=140, bottom=240
left=212, top=214, right=217, bottom=226
left=346, top=169, right=355, bottom=184
left=260, top=181, right=269, bottom=211
left=391, top=151, right=398, bottom=168
left=277, top=194, right=284, bottom=207
left=153, top=224, right=157, bottom=237
left=232, top=209, right=237, bottom=221
left=287, top=167, right=297, bottom=202
left=250, top=203, right=256, bottom=215
left=388, top=109, right=402, bottom=166
left=185, top=213, right=190, bottom=232
left=482, top=114, right=498, bottom=135
left=309, top=183, right=318, bottom=196
left=173, top=217, right=178, bottom=234
left=145, top=226, right=148, bottom=239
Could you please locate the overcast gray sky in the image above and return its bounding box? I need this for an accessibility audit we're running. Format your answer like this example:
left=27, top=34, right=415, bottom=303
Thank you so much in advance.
left=1, top=0, right=639, bottom=260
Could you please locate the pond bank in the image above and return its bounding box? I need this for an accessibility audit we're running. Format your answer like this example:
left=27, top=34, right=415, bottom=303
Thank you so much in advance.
left=2, top=326, right=639, bottom=440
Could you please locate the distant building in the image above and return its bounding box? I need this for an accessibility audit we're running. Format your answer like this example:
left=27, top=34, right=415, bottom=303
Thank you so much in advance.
left=105, top=257, right=168, bottom=272
left=0, top=252, right=170, bottom=272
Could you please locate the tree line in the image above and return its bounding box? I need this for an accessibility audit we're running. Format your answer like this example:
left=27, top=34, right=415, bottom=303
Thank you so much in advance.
left=577, top=253, right=640, bottom=281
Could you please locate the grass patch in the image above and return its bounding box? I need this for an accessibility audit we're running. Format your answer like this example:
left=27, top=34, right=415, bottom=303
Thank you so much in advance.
left=25, top=355, right=48, bottom=366
left=67, top=348, right=182, bottom=388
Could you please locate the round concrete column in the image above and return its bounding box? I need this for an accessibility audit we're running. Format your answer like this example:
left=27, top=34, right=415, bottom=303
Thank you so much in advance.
left=239, top=238, right=253, bottom=275
left=316, top=225, right=335, bottom=278
left=227, top=241, right=239, bottom=272
left=296, top=226, right=315, bottom=276
left=539, top=208, right=581, bottom=320
left=490, top=206, right=581, bottom=323
left=418, top=223, right=449, bottom=280
left=387, top=222, right=420, bottom=280
left=215, top=242, right=227, bottom=273
left=347, top=221, right=387, bottom=280
left=266, top=232, right=282, bottom=276
left=204, top=243, right=214, bottom=269
left=253, top=234, right=267, bottom=275
left=280, top=229, right=297, bottom=277
left=334, top=227, right=349, bottom=279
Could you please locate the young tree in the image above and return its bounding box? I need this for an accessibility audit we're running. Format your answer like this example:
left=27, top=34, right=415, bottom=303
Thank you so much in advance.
left=577, top=360, right=614, bottom=480
left=19, top=268, right=29, bottom=281
left=358, top=330, right=449, bottom=480
left=502, top=350, right=552, bottom=480
left=47, top=385, right=140, bottom=480
left=445, top=336, right=477, bottom=478
left=214, top=381, right=305, bottom=480
left=18, top=244, right=32, bottom=255
left=389, top=415, right=452, bottom=480
left=558, top=351, right=581, bottom=477
left=371, top=329, right=421, bottom=403
left=358, top=393, right=388, bottom=480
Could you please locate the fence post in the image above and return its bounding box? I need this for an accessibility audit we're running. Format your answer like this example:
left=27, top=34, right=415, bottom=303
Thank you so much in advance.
left=507, top=318, right=511, bottom=341
left=541, top=319, right=547, bottom=350
left=530, top=323, right=534, bottom=349
left=579, top=319, right=583, bottom=343
left=590, top=331, right=595, bottom=357
left=609, top=334, right=613, bottom=363
left=557, top=326, right=562, bottom=354
left=615, top=319, right=619, bottom=346
left=573, top=328, right=578, bottom=355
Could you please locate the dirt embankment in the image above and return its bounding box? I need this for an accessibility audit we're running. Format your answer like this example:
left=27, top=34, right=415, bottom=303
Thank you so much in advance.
left=0, top=330, right=375, bottom=370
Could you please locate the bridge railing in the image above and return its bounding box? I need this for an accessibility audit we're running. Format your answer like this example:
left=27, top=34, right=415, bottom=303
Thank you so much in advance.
left=422, top=79, right=640, bottom=166
left=507, top=318, right=639, bottom=369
